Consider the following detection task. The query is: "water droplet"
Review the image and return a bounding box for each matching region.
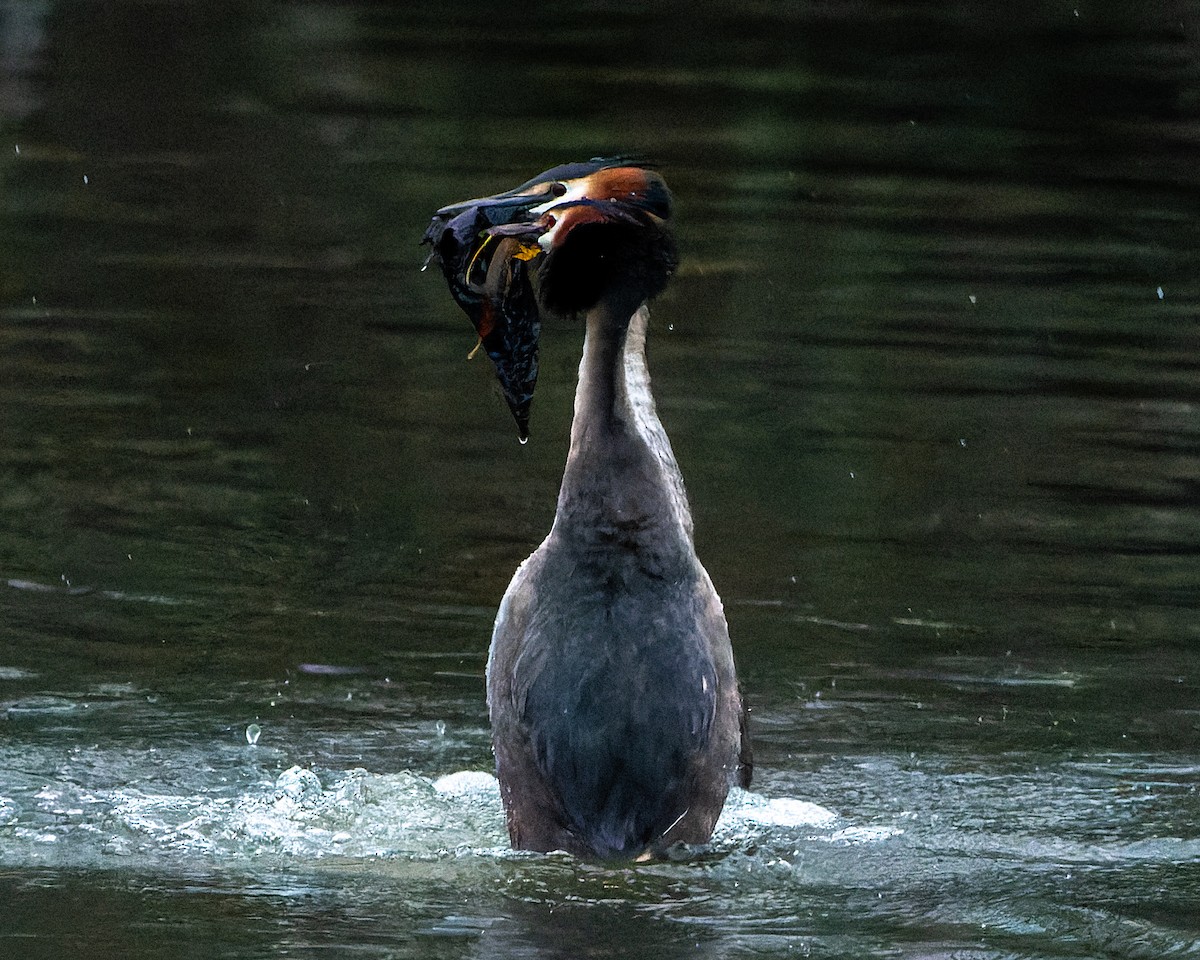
[968,294,977,304]
[959,438,967,447]
[519,436,529,445]
[82,174,89,185]
[14,144,19,155]
[435,720,446,737]
[668,323,674,331]
[245,723,261,745]
[1157,286,1164,300]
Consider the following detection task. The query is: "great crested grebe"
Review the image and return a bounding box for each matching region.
[423,159,750,859]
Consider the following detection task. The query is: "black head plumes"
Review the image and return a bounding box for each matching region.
[422,157,676,439]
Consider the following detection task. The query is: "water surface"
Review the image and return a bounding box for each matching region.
[2,1,1199,957]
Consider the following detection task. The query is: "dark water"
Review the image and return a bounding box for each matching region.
[2,1,1199,956]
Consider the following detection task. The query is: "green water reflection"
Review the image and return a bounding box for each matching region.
[2,1,1199,956]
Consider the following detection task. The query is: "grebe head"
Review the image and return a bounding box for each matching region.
[422,158,677,438]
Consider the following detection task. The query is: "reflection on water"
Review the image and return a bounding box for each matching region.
[3,663,1198,956]
[2,676,1198,957]
[2,0,1199,957]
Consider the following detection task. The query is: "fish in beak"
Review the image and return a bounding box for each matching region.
[422,157,674,440]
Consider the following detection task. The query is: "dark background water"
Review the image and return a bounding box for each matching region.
[2,2,1199,957]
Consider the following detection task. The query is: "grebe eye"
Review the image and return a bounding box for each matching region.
[549,182,567,197]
